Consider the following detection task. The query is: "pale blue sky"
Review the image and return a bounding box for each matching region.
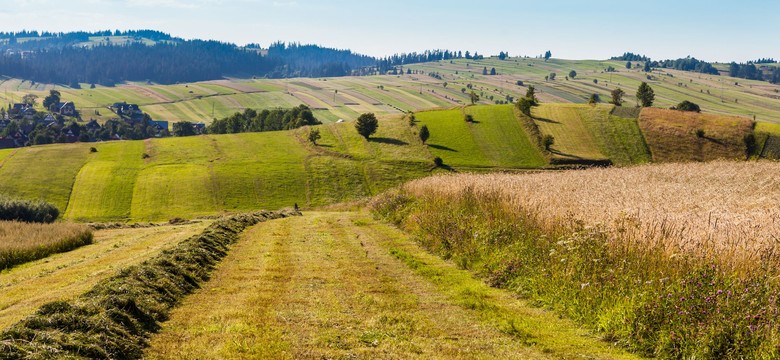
[0,0,775,62]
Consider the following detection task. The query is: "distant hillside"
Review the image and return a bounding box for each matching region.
[0,31,377,85]
[0,103,764,221]
[639,108,754,162]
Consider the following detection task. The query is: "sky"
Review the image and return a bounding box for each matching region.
[0,0,776,62]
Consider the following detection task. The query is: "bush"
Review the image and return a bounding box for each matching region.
[744,133,757,157]
[0,198,59,223]
[464,114,474,123]
[675,100,701,113]
[542,134,555,150]
[433,157,444,167]
[696,129,706,138]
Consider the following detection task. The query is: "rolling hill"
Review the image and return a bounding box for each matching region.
[0,105,568,221]
[1,57,778,129]
[0,101,756,222]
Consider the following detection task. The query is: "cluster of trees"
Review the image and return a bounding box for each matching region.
[729,62,763,80]
[0,32,380,84]
[611,52,650,62]
[653,57,719,75]
[0,30,174,52]
[753,58,777,64]
[207,105,320,134]
[265,42,375,78]
[729,63,780,83]
[376,49,484,73]
[516,85,538,116]
[0,40,278,85]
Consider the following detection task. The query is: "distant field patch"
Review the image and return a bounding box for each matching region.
[416,105,544,168]
[531,104,608,162]
[639,107,753,162]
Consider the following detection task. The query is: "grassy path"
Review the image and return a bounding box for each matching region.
[0,222,208,330]
[146,212,637,359]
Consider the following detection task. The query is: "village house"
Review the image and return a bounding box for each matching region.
[49,101,77,117]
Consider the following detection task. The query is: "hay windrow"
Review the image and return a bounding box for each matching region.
[0,209,299,359]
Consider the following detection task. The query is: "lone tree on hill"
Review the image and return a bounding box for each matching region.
[549,72,556,81]
[636,82,655,107]
[355,113,378,139]
[490,67,497,75]
[588,93,600,104]
[419,125,430,144]
[517,97,534,117]
[625,61,631,69]
[674,100,701,113]
[482,67,488,75]
[610,88,625,106]
[525,85,538,105]
[469,91,479,105]
[569,70,577,79]
[308,128,321,144]
[644,62,652,72]
[544,50,552,61]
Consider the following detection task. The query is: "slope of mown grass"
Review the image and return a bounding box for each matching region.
[0,144,90,212]
[65,141,145,221]
[531,104,608,162]
[0,223,207,330]
[639,107,754,162]
[577,104,651,166]
[416,105,544,168]
[0,211,297,358]
[210,132,308,212]
[145,212,636,359]
[464,105,546,168]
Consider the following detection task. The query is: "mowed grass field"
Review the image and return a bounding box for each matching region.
[0,222,208,330]
[530,104,651,165]
[415,104,545,168]
[145,212,636,359]
[638,107,754,162]
[0,105,575,222]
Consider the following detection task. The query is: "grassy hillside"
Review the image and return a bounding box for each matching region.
[2,57,779,127]
[0,106,555,221]
[526,103,650,166]
[639,108,753,162]
[415,104,545,168]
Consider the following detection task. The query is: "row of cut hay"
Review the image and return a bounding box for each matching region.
[0,222,92,270]
[0,209,299,359]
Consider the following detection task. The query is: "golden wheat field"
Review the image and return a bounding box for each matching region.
[0,222,92,269]
[405,161,780,266]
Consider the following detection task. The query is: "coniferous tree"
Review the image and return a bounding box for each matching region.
[637,82,655,107]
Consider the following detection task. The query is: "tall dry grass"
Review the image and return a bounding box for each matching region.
[374,161,780,357]
[0,221,92,270]
[404,160,780,269]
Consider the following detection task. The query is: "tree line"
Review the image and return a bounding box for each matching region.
[206,105,321,134]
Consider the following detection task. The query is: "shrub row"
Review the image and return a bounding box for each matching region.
[0,209,299,359]
[371,190,780,359]
[0,198,59,223]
